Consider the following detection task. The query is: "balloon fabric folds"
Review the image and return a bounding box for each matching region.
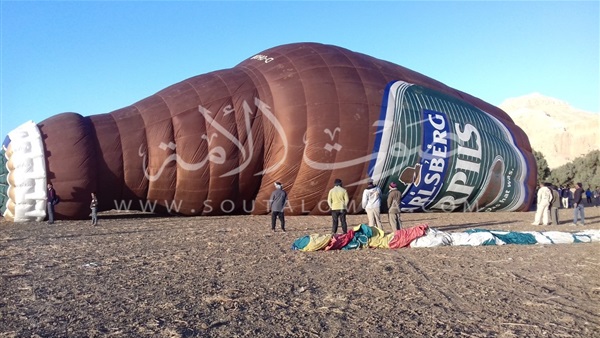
[1,42,537,222]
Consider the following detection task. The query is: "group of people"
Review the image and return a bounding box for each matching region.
[46,183,98,226]
[586,186,600,206]
[557,185,600,208]
[268,178,402,234]
[47,178,594,230]
[532,182,586,226]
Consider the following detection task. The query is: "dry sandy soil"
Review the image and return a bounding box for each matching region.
[1,205,599,337]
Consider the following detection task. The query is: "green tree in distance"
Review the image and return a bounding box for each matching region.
[548,150,600,189]
[533,149,550,184]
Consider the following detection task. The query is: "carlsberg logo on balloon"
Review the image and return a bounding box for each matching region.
[370,81,528,212]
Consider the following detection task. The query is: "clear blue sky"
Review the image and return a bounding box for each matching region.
[1,1,598,138]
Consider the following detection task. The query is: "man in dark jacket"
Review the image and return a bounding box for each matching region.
[269,182,287,232]
[550,185,560,225]
[560,186,570,208]
[47,183,56,224]
[572,182,585,226]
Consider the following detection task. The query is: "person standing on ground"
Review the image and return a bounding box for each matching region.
[90,192,99,226]
[572,182,585,226]
[595,186,600,207]
[362,179,383,229]
[560,186,570,209]
[268,182,287,232]
[46,183,57,224]
[585,187,593,205]
[531,182,552,226]
[386,182,402,232]
[327,178,349,234]
[550,185,560,225]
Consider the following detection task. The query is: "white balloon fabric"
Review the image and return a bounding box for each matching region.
[3,121,47,221]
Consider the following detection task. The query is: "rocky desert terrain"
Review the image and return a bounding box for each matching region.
[1,203,599,337]
[500,93,599,168]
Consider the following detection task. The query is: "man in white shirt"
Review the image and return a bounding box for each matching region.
[531,182,552,226]
[362,179,383,229]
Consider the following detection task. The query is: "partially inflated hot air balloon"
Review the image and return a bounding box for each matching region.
[1,42,537,222]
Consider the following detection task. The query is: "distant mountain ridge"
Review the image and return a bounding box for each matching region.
[499,93,599,169]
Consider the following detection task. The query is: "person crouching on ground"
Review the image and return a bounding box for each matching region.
[269,182,287,232]
[531,182,552,226]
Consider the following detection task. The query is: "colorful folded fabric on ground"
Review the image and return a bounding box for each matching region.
[325,230,355,250]
[410,228,453,248]
[367,226,389,249]
[292,223,428,251]
[335,224,387,250]
[466,229,536,245]
[388,224,429,249]
[450,230,507,246]
[523,230,598,244]
[291,225,600,251]
[291,234,332,252]
[412,228,600,248]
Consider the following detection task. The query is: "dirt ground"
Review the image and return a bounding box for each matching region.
[1,205,599,338]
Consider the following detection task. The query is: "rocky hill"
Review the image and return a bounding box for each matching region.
[499,93,599,168]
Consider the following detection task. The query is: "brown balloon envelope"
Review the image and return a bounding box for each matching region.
[1,43,536,221]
